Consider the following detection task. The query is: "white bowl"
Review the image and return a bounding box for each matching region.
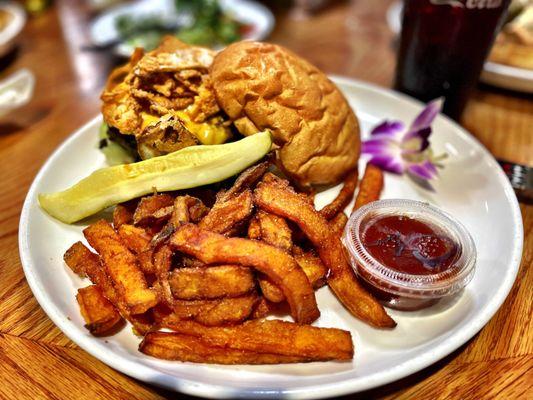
[0,2,26,58]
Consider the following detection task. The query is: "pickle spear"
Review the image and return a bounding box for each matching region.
[39,131,272,224]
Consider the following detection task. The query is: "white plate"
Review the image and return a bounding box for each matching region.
[0,1,26,57]
[0,68,35,118]
[481,61,533,93]
[90,0,275,57]
[19,77,523,399]
[386,0,533,93]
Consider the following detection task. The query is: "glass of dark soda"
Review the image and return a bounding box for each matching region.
[394,0,511,121]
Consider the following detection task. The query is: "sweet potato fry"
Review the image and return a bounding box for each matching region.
[255,212,292,304]
[319,168,358,220]
[293,249,328,289]
[133,194,174,226]
[256,211,293,251]
[128,312,155,337]
[64,242,154,335]
[76,285,124,336]
[252,247,327,295]
[155,294,258,326]
[258,278,285,303]
[118,224,151,253]
[193,294,258,326]
[219,161,270,202]
[249,297,291,319]
[250,296,274,319]
[252,213,327,302]
[247,216,261,240]
[254,210,293,302]
[65,242,117,302]
[112,200,137,229]
[171,195,208,226]
[330,212,348,238]
[353,164,384,212]
[118,224,155,274]
[170,196,191,227]
[180,256,205,269]
[152,244,174,306]
[151,205,174,222]
[254,174,395,328]
[137,251,156,275]
[170,224,320,324]
[187,198,209,223]
[150,224,176,251]
[83,220,158,314]
[140,332,307,364]
[64,241,94,277]
[151,195,209,248]
[199,189,253,235]
[169,265,255,300]
[159,319,353,360]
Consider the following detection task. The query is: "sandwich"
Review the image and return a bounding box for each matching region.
[489,0,533,70]
[101,37,360,187]
[101,38,231,161]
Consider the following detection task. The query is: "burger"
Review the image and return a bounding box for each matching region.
[101,38,231,162]
[101,37,360,187]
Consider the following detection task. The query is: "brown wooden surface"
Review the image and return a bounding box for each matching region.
[0,0,531,399]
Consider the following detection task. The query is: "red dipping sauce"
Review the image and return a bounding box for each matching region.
[362,215,459,276]
[343,200,476,311]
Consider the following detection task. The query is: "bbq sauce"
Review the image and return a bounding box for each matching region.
[362,215,459,276]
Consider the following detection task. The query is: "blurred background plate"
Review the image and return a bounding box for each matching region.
[481,61,533,93]
[90,0,275,57]
[0,1,26,58]
[386,0,533,94]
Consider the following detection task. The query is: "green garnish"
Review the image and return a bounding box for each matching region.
[115,0,244,51]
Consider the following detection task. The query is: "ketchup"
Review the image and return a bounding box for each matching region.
[362,215,459,276]
[344,199,476,311]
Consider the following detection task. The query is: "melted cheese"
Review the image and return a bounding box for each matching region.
[140,113,160,130]
[140,111,229,145]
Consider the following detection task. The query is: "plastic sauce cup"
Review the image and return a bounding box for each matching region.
[343,199,476,311]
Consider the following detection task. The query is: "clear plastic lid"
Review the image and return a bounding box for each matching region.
[343,199,476,299]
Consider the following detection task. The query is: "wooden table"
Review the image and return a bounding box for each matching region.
[0,1,531,398]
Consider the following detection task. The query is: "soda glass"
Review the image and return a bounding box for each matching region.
[394,0,511,120]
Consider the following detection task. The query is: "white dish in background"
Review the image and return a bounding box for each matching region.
[481,61,533,93]
[0,1,26,57]
[90,0,275,57]
[0,68,35,118]
[386,0,533,93]
[19,77,523,399]
[386,0,402,37]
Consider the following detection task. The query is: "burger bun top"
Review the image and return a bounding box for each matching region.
[210,41,360,187]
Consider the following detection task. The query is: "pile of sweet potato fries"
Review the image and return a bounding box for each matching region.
[64,161,393,364]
